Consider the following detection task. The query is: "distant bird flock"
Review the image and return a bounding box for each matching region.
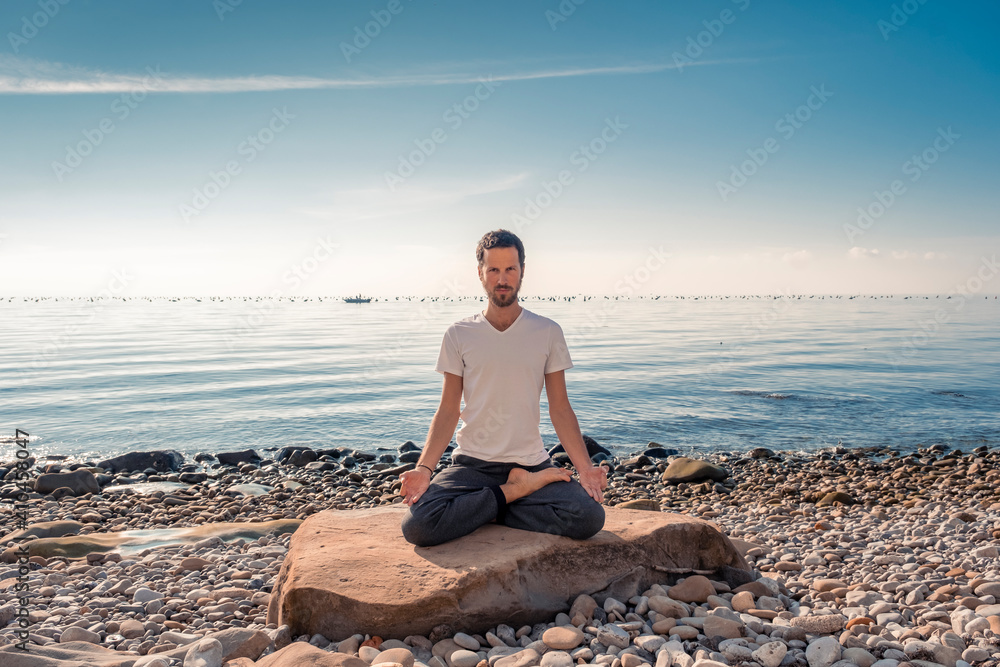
[4,295,996,302]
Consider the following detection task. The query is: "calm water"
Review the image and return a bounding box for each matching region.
[1,295,998,463]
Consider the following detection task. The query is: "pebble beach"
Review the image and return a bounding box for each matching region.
[2,441,1000,667]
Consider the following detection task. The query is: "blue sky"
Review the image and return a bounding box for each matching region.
[0,0,997,296]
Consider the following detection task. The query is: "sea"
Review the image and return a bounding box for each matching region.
[1,295,998,464]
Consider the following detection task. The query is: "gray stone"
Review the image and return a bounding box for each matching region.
[597,624,630,649]
[805,637,842,667]
[450,649,482,667]
[98,449,184,473]
[35,470,100,496]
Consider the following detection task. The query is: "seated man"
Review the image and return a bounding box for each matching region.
[400,229,607,547]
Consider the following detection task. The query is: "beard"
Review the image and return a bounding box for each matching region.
[485,281,520,308]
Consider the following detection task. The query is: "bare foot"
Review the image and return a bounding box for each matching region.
[500,467,571,503]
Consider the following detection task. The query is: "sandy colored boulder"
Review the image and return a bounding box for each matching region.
[702,616,743,639]
[1,520,83,545]
[730,591,755,613]
[668,575,715,603]
[0,641,137,666]
[1,519,300,563]
[568,594,598,622]
[616,499,660,511]
[157,628,274,664]
[660,458,728,484]
[542,626,585,650]
[256,642,370,667]
[268,505,748,639]
[812,579,847,592]
[816,491,855,507]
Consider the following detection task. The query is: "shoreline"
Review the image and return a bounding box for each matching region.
[1,443,999,665]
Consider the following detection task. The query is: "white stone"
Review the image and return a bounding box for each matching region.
[950,608,978,635]
[540,650,574,667]
[964,617,990,635]
[134,658,172,667]
[184,637,224,667]
[133,587,163,604]
[450,649,481,667]
[752,641,787,667]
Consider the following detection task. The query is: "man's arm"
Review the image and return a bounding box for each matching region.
[545,370,607,503]
[399,371,463,505]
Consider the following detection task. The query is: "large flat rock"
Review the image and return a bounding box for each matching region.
[268,505,749,640]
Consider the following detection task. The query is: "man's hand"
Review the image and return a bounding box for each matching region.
[399,466,432,506]
[577,464,609,503]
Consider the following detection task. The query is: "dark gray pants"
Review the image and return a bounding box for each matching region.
[401,454,605,547]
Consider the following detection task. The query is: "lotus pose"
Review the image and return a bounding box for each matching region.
[400,229,607,547]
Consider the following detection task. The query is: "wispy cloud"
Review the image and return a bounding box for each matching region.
[295,173,529,222]
[0,56,731,95]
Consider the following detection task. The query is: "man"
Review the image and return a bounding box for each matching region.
[400,229,607,547]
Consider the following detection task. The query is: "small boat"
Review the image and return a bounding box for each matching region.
[344,294,372,303]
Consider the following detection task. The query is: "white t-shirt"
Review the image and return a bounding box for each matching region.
[434,307,574,465]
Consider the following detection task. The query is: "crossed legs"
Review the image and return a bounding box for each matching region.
[400,454,605,547]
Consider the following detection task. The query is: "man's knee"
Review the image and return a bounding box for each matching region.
[401,510,441,548]
[567,501,605,540]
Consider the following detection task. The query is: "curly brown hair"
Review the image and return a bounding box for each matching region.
[475,229,525,271]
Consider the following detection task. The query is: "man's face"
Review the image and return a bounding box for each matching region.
[479,246,523,308]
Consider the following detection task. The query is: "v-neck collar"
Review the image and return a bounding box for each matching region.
[481,307,525,334]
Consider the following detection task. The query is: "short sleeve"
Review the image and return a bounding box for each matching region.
[434,327,465,376]
[544,323,574,374]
